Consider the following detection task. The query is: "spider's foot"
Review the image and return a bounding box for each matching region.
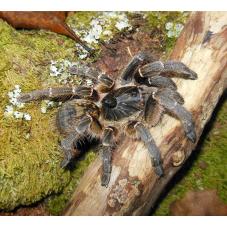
[186,128,197,143]
[17,93,33,103]
[60,156,71,168]
[152,158,164,177]
[101,172,111,188]
[154,165,164,177]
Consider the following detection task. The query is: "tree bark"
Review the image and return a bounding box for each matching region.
[63,12,227,216]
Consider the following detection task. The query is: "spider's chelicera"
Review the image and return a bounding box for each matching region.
[18,52,198,187]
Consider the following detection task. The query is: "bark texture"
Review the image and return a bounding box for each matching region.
[63,12,227,216]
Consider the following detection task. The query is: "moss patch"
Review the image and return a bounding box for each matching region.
[154,96,227,215]
[0,18,77,210]
[45,151,96,215]
[143,12,189,55]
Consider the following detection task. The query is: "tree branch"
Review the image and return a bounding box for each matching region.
[63,12,227,216]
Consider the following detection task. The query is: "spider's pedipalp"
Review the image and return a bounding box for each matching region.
[134,122,164,176]
[101,127,116,187]
[121,52,154,85]
[69,64,100,81]
[154,88,196,143]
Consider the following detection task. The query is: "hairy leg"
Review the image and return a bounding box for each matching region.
[154,88,196,142]
[60,132,80,168]
[144,94,165,126]
[101,127,116,187]
[139,60,198,80]
[60,114,94,168]
[18,86,94,103]
[144,75,177,90]
[134,122,164,176]
[97,73,115,93]
[121,52,155,84]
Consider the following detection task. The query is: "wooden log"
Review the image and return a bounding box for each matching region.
[63,12,227,216]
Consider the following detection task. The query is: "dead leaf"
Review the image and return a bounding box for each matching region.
[0,11,92,53]
[170,190,227,216]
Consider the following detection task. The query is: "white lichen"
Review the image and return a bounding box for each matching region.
[4,85,31,121]
[23,113,32,121]
[165,22,184,38]
[49,59,82,84]
[86,79,93,86]
[40,100,61,114]
[8,85,25,108]
[13,111,24,119]
[70,12,132,57]
[115,14,132,31]
[4,105,14,117]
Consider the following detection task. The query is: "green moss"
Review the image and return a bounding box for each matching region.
[45,151,97,215]
[0,19,77,210]
[144,12,189,55]
[154,98,227,215]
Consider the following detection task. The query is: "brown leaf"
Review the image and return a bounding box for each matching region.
[0,11,93,53]
[170,190,227,216]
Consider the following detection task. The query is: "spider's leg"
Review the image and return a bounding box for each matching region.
[154,88,196,142]
[144,94,165,126]
[139,61,164,78]
[60,115,93,168]
[145,75,177,90]
[69,64,100,81]
[140,60,197,80]
[76,115,93,134]
[60,132,80,168]
[97,73,115,93]
[121,52,154,85]
[134,122,164,176]
[162,61,198,79]
[69,65,115,92]
[101,127,116,187]
[18,86,94,103]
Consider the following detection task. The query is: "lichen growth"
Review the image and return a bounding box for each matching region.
[154,97,227,215]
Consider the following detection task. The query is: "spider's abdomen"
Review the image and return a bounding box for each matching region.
[101,86,142,121]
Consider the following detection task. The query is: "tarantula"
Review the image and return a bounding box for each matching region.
[18,52,197,187]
